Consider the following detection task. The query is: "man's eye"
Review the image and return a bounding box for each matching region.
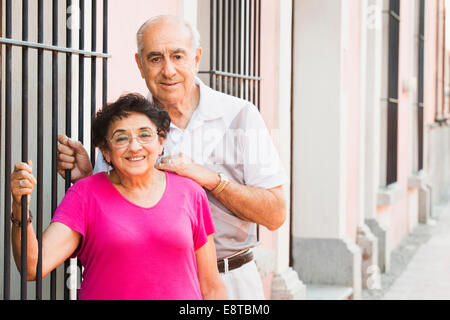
[174,55,183,60]
[150,57,161,63]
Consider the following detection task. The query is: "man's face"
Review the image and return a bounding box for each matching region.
[135,21,202,107]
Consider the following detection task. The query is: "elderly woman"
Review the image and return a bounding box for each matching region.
[10,93,227,300]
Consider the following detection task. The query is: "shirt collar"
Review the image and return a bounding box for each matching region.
[147,76,225,126]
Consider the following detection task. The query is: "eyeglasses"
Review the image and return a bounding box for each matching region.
[109,129,156,149]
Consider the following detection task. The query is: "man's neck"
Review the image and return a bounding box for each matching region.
[158,84,200,130]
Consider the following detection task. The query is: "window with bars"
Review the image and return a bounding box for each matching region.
[1,0,108,300]
[386,0,400,186]
[198,0,261,108]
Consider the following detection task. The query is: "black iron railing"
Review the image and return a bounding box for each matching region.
[200,0,262,108]
[1,0,109,300]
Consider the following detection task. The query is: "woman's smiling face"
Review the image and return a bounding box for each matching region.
[102,112,164,178]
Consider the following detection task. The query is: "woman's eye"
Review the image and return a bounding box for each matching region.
[139,131,153,138]
[115,135,129,142]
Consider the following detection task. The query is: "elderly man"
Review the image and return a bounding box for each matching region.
[57,15,287,300]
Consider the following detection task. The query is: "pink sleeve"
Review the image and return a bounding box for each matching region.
[193,189,216,251]
[51,188,88,257]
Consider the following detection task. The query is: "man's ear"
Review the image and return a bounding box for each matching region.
[194,47,202,74]
[135,53,145,79]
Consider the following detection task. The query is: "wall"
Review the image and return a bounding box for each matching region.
[107,0,179,100]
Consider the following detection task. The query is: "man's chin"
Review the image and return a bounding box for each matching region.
[153,94,184,107]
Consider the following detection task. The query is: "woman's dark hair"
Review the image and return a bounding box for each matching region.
[92,93,171,149]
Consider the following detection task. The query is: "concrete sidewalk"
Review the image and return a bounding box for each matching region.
[381,201,450,300]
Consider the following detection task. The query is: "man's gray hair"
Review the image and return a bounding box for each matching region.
[136,15,201,61]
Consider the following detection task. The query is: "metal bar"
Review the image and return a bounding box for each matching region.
[103,0,108,105]
[389,11,401,21]
[215,0,220,90]
[79,0,85,145]
[64,0,84,300]
[0,38,111,58]
[221,0,226,93]
[252,0,257,105]
[243,0,248,100]
[233,0,237,96]
[199,70,262,81]
[21,0,29,300]
[209,0,214,88]
[91,0,97,169]
[238,0,242,97]
[210,0,214,88]
[227,0,232,94]
[50,0,59,300]
[36,0,44,300]
[3,0,12,301]
[65,0,73,195]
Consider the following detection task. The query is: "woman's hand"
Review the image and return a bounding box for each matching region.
[11,160,36,211]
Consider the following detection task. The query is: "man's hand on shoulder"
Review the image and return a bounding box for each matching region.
[156,153,220,191]
[57,134,93,183]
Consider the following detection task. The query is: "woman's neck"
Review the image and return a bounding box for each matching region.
[107,169,166,208]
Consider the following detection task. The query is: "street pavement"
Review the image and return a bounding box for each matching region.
[381,201,450,300]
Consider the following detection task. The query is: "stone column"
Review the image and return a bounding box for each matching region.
[357,0,381,288]
[291,0,361,299]
[270,0,306,300]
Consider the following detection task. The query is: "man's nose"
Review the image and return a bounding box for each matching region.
[162,59,177,78]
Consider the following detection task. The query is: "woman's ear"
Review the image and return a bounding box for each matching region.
[102,148,112,164]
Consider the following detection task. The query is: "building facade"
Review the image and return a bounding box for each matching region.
[0,0,449,300]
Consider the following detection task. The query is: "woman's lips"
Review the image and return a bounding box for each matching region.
[126,156,145,162]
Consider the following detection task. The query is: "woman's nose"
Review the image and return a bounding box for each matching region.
[127,137,143,151]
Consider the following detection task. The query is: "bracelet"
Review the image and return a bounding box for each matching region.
[211,173,230,195]
[10,211,33,228]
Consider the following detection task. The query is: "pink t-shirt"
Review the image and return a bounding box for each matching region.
[51,171,215,300]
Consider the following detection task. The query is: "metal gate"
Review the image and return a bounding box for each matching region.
[199,0,262,108]
[1,0,109,300]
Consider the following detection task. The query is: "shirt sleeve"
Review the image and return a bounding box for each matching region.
[238,104,289,189]
[193,189,216,251]
[51,187,89,258]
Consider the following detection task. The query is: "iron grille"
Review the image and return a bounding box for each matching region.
[1,0,109,300]
[199,0,262,108]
